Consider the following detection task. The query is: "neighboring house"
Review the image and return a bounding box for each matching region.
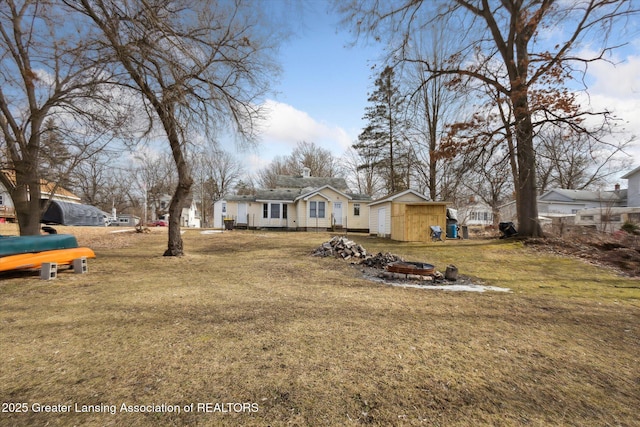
[214,168,372,232]
[0,169,105,226]
[622,165,640,207]
[458,200,495,227]
[368,189,448,241]
[112,214,140,227]
[573,206,640,233]
[154,195,201,228]
[499,186,627,223]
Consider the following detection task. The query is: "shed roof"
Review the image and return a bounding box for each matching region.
[368,189,431,207]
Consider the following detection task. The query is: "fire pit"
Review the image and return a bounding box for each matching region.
[386,261,435,276]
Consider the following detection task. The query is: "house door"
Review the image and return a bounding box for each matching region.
[333,202,342,226]
[378,208,386,236]
[237,203,247,224]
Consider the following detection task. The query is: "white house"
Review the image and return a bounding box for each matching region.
[214,169,371,232]
[457,200,495,227]
[499,187,627,223]
[155,195,201,228]
[622,165,640,207]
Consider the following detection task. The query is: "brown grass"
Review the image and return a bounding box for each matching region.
[0,225,638,426]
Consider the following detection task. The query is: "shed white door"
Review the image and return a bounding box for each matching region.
[378,207,386,236]
[237,203,247,224]
[333,202,342,226]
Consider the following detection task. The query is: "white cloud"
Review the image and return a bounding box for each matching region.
[584,54,640,99]
[575,50,640,168]
[237,99,357,174]
[258,99,354,155]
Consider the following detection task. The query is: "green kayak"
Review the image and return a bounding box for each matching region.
[0,234,79,257]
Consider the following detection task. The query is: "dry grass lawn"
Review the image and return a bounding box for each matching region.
[0,225,638,426]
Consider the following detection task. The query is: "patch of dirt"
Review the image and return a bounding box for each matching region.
[524,233,640,277]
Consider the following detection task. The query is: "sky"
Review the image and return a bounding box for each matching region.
[231,2,382,173]
[224,2,640,186]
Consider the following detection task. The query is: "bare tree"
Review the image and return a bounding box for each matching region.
[337,0,639,237]
[402,20,467,201]
[70,0,284,255]
[0,0,122,235]
[289,141,343,178]
[341,146,384,197]
[256,141,343,188]
[256,156,293,189]
[191,143,244,226]
[535,126,632,193]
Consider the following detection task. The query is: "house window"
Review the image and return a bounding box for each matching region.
[270,203,280,219]
[602,214,621,222]
[0,195,3,205]
[354,203,360,216]
[581,215,594,221]
[221,202,226,214]
[263,203,286,219]
[310,201,325,218]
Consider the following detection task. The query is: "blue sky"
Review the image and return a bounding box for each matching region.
[229,2,640,185]
[238,2,383,173]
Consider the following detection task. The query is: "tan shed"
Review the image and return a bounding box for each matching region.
[391,202,448,242]
[369,189,448,242]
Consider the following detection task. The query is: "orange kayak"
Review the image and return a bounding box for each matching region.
[0,248,95,272]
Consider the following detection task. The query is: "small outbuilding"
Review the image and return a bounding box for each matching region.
[369,189,448,241]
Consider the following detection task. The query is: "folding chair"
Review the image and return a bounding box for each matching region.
[430,225,443,242]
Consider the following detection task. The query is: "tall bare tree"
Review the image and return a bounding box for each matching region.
[70,0,283,255]
[341,146,385,198]
[191,143,244,226]
[403,23,467,201]
[256,141,343,188]
[337,0,639,237]
[535,126,632,193]
[0,0,121,235]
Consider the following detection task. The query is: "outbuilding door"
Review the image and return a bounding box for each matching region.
[378,207,386,236]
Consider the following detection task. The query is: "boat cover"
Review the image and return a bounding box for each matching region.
[0,234,78,257]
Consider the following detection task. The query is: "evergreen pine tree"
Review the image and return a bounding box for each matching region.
[353,66,408,194]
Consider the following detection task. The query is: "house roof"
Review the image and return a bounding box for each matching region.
[0,170,81,201]
[255,188,298,202]
[368,189,431,207]
[539,188,626,204]
[296,185,352,201]
[274,175,348,190]
[223,172,373,204]
[621,165,640,179]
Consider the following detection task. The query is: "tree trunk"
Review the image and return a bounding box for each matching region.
[512,96,542,238]
[163,179,191,256]
[14,161,43,236]
[162,108,193,256]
